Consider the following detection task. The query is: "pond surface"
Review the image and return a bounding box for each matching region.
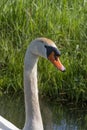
[0,95,87,130]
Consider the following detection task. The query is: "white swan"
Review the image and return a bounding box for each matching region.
[0,38,65,130]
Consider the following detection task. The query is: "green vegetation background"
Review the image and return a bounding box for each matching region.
[0,0,87,103]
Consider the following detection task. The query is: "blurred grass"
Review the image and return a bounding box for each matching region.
[0,0,87,102]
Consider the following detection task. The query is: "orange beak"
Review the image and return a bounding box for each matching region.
[48,52,65,72]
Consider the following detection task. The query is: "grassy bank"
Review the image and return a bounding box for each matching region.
[0,0,87,103]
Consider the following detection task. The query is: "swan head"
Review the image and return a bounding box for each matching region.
[30,38,66,72]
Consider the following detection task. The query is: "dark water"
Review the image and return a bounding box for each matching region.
[0,95,87,130]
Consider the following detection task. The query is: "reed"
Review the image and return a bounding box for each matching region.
[0,0,87,102]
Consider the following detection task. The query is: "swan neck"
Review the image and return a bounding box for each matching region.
[23,51,43,130]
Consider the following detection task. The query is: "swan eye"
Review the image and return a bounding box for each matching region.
[44,45,61,58]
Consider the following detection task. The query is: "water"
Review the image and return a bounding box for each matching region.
[0,95,87,130]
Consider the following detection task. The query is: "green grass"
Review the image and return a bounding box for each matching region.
[0,0,87,103]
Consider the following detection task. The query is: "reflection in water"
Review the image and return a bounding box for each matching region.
[0,95,87,130]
